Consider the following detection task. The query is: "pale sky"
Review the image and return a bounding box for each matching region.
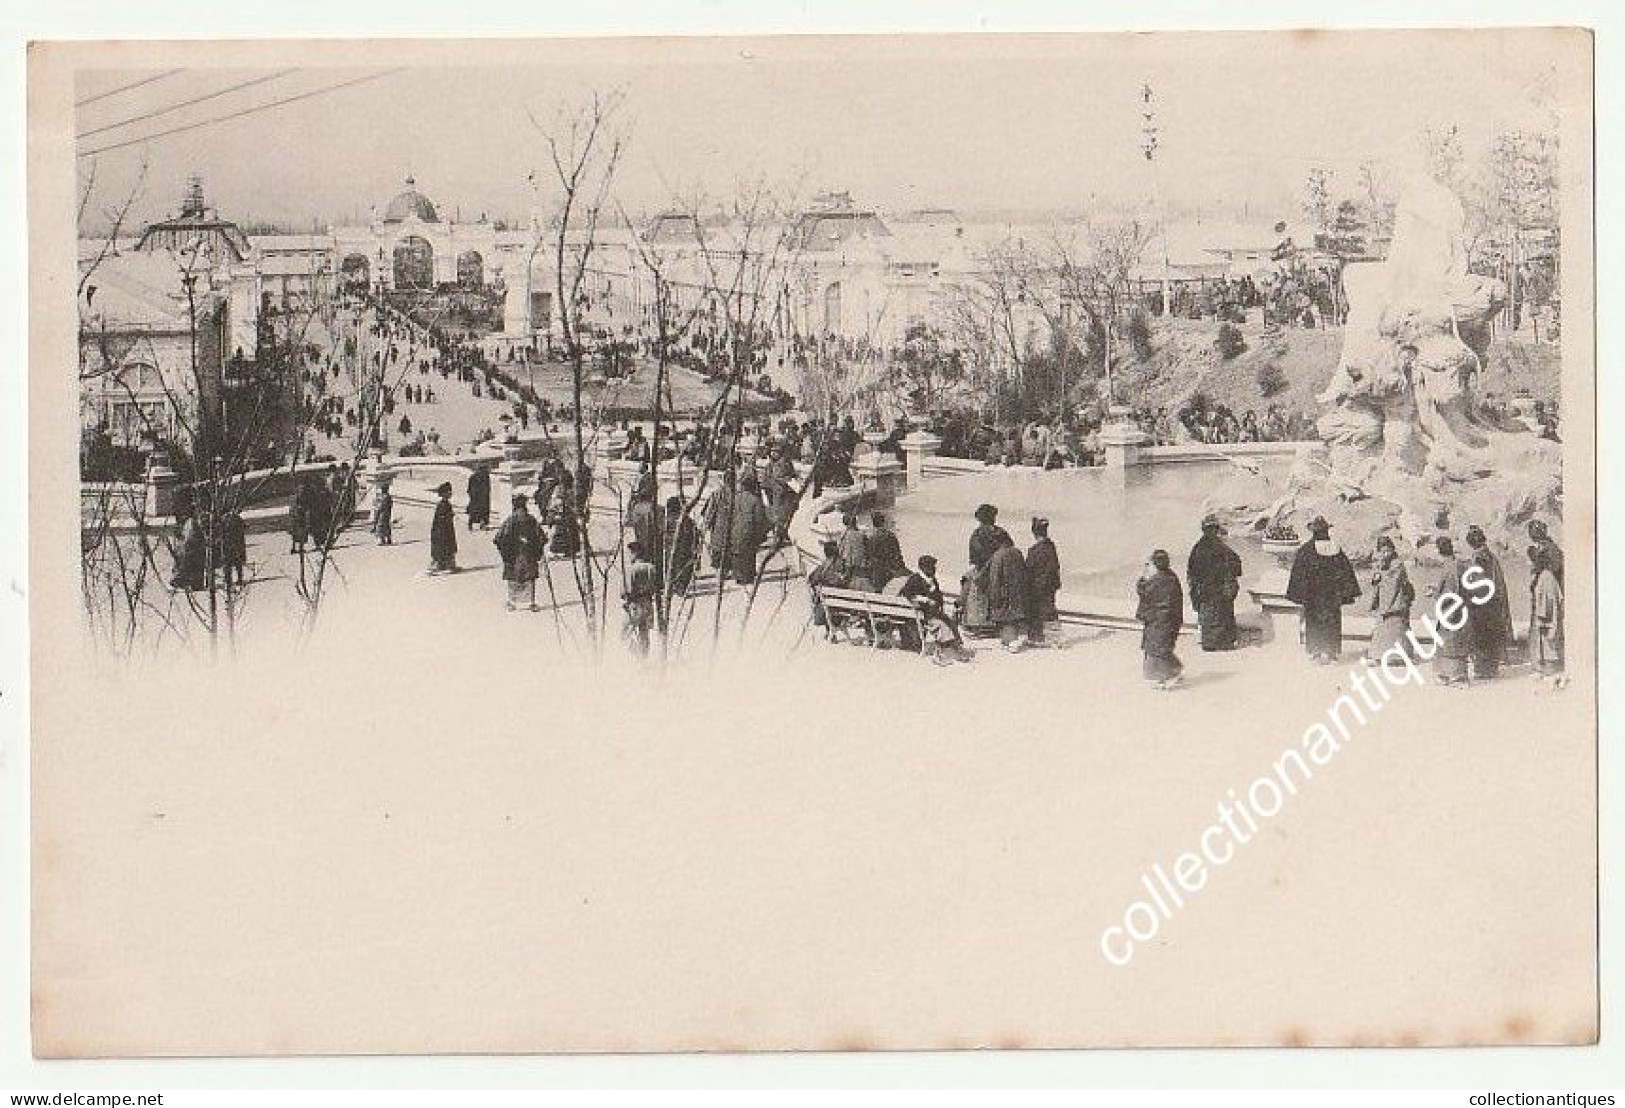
[70,30,1575,233]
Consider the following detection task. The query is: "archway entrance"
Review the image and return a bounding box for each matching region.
[823,281,843,334]
[456,249,484,290]
[392,236,434,290]
[340,253,371,290]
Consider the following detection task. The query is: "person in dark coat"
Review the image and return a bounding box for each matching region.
[627,481,660,559]
[1463,525,1512,679]
[662,496,699,599]
[726,472,772,585]
[306,473,333,551]
[1025,517,1061,643]
[548,500,581,559]
[868,511,908,586]
[1187,512,1242,651]
[494,494,544,610]
[429,481,458,573]
[546,471,581,558]
[371,485,395,545]
[332,463,356,535]
[534,456,563,521]
[1285,515,1360,664]
[961,503,1011,636]
[764,447,798,540]
[985,530,1029,652]
[289,476,313,554]
[169,511,208,592]
[900,554,971,662]
[220,509,247,587]
[1135,548,1185,688]
[466,464,493,531]
[706,470,738,575]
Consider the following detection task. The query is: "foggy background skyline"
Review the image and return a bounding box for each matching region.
[72,31,1567,234]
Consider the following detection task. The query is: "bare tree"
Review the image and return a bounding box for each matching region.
[1052,219,1153,409]
[528,89,628,650]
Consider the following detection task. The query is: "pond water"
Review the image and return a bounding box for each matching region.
[888,460,1292,605]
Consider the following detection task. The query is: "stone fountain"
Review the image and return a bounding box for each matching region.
[1258,172,1562,562]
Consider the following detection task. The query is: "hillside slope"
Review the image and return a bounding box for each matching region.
[1114,317,1561,421]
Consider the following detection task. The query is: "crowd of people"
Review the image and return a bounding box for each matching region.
[928,399,1318,470]
[804,503,1062,665]
[166,286,1568,682]
[795,483,1566,691]
[1131,513,1566,691]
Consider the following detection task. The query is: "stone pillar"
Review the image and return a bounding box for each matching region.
[900,430,942,489]
[851,451,905,507]
[494,443,537,509]
[144,454,180,519]
[1099,404,1151,470]
[499,262,532,340]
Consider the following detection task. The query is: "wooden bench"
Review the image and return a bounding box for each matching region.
[814,585,927,651]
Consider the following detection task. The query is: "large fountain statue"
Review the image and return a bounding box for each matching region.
[1268,171,1562,555]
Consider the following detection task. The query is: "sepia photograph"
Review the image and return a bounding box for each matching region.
[18,22,1602,1072]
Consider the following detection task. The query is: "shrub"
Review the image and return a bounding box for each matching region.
[1127,311,1154,359]
[1256,360,1289,398]
[1215,322,1246,360]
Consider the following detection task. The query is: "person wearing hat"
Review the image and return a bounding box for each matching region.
[1527,519,1563,589]
[1026,517,1061,644]
[1364,534,1414,666]
[1188,512,1243,651]
[429,480,458,573]
[961,504,1011,637]
[494,493,544,611]
[1285,515,1360,664]
[1135,549,1186,689]
[1464,525,1511,679]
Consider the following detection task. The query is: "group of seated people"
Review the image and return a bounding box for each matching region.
[806,511,973,664]
[806,504,1065,664]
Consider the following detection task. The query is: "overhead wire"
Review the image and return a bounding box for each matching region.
[78,69,403,159]
[77,70,297,140]
[74,69,182,108]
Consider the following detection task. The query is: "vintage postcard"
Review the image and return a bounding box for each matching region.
[27,29,1596,1055]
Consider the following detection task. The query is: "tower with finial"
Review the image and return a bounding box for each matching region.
[181,174,207,218]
